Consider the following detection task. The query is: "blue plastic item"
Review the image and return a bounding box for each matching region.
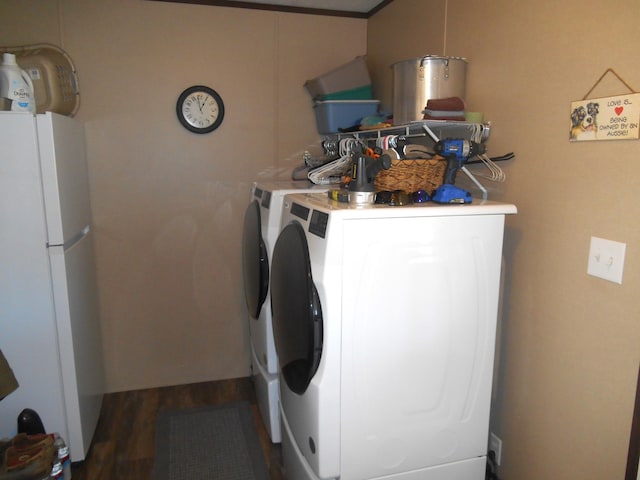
[313,100,380,134]
[432,184,473,204]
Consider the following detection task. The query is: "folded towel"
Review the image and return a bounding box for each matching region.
[423,114,466,121]
[425,96,465,112]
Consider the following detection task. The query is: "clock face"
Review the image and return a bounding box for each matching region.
[176,86,225,133]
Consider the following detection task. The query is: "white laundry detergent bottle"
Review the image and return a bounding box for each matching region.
[0,53,35,112]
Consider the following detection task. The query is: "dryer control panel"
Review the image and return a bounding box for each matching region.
[309,210,329,238]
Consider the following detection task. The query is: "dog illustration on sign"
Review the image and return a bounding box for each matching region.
[570,101,599,140]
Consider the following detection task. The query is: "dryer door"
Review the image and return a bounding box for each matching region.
[242,200,269,319]
[271,221,323,395]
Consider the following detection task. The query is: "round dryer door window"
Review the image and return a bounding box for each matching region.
[271,221,323,395]
[242,200,269,319]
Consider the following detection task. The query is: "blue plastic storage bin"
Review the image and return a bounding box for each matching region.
[313,100,380,134]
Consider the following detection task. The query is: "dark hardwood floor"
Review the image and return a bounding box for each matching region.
[70,377,283,479]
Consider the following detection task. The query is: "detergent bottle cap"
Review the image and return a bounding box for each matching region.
[2,53,18,66]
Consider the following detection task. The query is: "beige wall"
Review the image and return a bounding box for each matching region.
[3,0,639,477]
[369,1,640,479]
[0,0,367,392]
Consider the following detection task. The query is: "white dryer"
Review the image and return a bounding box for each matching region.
[241,181,328,443]
[270,192,516,480]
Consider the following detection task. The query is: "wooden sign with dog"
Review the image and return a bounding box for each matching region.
[570,67,639,141]
[570,93,640,141]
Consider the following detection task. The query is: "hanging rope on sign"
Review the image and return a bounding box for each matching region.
[582,68,638,100]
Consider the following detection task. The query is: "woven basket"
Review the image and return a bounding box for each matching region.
[374,156,446,193]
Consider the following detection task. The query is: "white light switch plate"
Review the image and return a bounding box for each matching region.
[587,236,626,284]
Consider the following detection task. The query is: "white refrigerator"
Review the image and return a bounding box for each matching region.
[0,111,105,461]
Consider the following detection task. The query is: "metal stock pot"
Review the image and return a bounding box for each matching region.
[392,55,467,125]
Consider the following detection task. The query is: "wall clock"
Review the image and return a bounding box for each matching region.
[176,85,225,134]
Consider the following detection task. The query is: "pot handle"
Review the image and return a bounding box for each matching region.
[419,56,450,79]
[419,55,448,66]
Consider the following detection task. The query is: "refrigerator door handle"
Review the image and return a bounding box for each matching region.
[48,225,91,250]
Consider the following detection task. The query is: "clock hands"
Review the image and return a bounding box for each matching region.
[196,94,206,113]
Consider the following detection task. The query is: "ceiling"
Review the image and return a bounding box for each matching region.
[231,0,389,14]
[148,0,393,18]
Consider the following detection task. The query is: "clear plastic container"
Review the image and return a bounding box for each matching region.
[305,56,371,99]
[53,433,71,480]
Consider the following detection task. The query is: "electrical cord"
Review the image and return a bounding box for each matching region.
[486,450,501,480]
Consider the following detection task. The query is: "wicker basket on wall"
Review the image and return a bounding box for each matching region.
[374,155,447,193]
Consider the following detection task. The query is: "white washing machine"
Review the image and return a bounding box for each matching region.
[241,181,328,443]
[270,192,516,480]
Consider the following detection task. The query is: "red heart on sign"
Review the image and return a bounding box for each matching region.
[615,106,624,115]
